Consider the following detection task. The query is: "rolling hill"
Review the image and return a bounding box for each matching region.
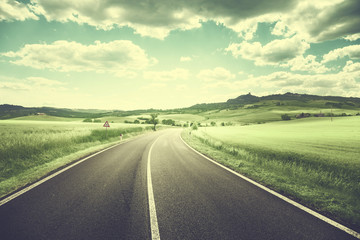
[1,93,360,122]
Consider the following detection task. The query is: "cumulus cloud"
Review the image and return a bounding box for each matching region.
[17,0,295,39]
[343,61,360,73]
[143,68,189,82]
[279,0,360,42]
[0,0,38,21]
[284,55,330,73]
[2,0,358,42]
[197,67,235,82]
[322,44,360,63]
[2,40,156,75]
[226,37,310,66]
[239,67,360,97]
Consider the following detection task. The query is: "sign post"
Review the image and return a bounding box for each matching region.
[103,121,110,138]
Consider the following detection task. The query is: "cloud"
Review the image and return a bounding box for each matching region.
[180,56,192,62]
[2,40,156,75]
[284,55,330,73]
[0,81,31,90]
[2,0,357,42]
[270,0,360,42]
[344,33,360,41]
[23,0,296,39]
[197,67,235,82]
[239,67,360,97]
[343,61,360,73]
[0,0,38,21]
[226,36,310,66]
[143,68,189,82]
[322,44,360,63]
[26,76,64,86]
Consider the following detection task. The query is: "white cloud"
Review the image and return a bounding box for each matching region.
[143,68,189,82]
[0,81,31,90]
[344,33,360,41]
[343,61,360,73]
[238,68,360,97]
[180,56,192,62]
[284,55,330,73]
[26,76,64,86]
[2,40,156,75]
[226,36,310,66]
[197,67,235,82]
[322,44,360,63]
[271,20,294,37]
[0,0,38,21]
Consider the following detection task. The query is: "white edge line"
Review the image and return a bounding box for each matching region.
[147,137,161,240]
[0,140,127,207]
[179,134,360,239]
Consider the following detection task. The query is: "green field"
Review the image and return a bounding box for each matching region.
[196,105,360,125]
[182,117,360,227]
[0,119,155,197]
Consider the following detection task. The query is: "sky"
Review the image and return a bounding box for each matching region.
[0,0,360,110]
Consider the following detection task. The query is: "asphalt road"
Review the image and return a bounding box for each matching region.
[0,129,357,239]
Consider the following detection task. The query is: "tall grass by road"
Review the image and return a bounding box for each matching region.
[182,117,360,229]
[0,120,154,197]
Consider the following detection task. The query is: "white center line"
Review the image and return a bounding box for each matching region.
[147,136,161,240]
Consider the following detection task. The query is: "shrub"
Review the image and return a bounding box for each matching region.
[281,114,291,121]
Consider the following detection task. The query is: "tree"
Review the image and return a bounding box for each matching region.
[149,113,159,131]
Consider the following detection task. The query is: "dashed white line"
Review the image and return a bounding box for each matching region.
[179,134,360,240]
[147,136,161,240]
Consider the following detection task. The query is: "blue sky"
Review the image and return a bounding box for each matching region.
[0,0,360,110]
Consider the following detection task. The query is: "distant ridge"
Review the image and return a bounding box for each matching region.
[1,92,360,119]
[188,92,360,110]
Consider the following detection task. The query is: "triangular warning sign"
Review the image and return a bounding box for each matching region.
[103,121,110,127]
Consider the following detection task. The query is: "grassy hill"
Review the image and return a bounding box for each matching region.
[1,93,360,124]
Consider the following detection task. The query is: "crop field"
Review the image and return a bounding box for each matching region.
[0,119,154,197]
[182,117,360,227]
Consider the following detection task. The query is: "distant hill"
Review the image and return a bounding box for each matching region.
[1,92,360,119]
[0,104,166,120]
[0,104,107,120]
[188,92,360,111]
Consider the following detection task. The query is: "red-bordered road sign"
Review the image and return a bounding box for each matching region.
[103,121,110,127]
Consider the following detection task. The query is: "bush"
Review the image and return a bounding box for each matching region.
[83,118,92,122]
[281,114,291,121]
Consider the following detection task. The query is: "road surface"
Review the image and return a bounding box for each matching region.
[0,129,358,239]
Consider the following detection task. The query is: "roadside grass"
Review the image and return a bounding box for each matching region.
[181,117,360,228]
[0,120,156,198]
